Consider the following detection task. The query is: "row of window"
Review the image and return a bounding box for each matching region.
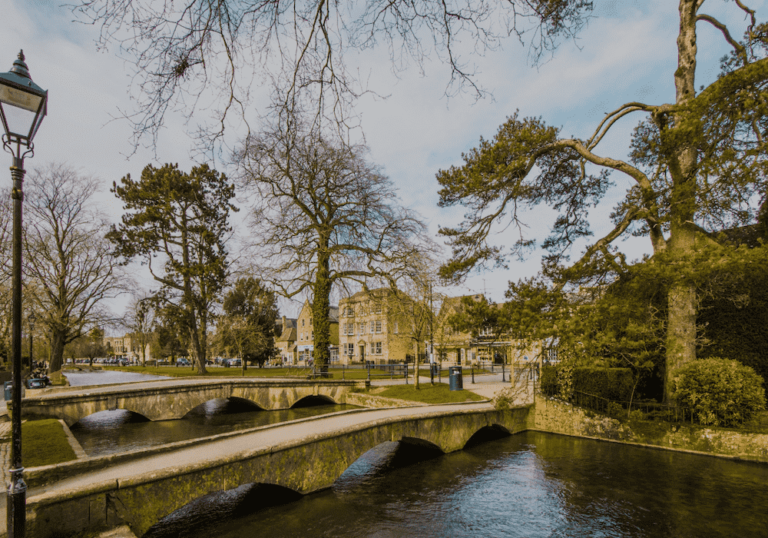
[299,331,313,341]
[342,302,383,317]
[343,321,395,336]
[345,342,383,355]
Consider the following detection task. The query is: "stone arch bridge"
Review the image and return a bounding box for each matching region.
[26,403,531,538]
[21,377,367,426]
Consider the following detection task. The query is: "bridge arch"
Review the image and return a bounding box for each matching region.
[144,482,302,538]
[291,394,338,408]
[69,409,151,429]
[182,397,265,418]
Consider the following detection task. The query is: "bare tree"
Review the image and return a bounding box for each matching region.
[71,0,593,153]
[238,116,430,369]
[24,164,124,374]
[125,292,156,366]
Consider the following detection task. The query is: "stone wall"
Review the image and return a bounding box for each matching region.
[533,395,768,462]
[343,392,428,409]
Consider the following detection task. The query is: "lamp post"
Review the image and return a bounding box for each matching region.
[0,50,48,538]
[28,313,36,370]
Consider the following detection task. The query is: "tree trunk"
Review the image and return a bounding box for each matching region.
[48,329,66,374]
[414,341,420,389]
[313,249,332,372]
[186,312,207,374]
[663,0,699,403]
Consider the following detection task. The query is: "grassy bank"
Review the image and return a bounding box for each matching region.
[375,384,485,404]
[104,365,396,380]
[23,419,77,467]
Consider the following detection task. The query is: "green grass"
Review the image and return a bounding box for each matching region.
[376,383,485,404]
[23,419,77,467]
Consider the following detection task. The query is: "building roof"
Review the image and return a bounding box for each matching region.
[276,327,297,343]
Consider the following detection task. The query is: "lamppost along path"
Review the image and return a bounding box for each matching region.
[0,50,48,538]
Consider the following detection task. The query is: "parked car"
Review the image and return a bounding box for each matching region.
[176,358,191,367]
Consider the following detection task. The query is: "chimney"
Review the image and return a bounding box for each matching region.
[282,316,287,331]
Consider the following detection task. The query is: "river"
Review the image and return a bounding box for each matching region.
[70,399,358,457]
[146,431,768,538]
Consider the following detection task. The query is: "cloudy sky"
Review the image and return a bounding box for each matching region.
[3,0,764,321]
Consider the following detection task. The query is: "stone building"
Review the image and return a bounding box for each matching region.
[295,301,339,365]
[103,334,152,363]
[274,316,297,364]
[435,294,543,368]
[338,288,414,365]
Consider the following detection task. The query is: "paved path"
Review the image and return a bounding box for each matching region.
[24,376,315,400]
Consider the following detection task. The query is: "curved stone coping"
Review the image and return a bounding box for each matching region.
[26,401,508,506]
[22,377,365,404]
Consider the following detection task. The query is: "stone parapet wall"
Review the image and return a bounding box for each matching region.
[343,392,427,409]
[533,395,768,463]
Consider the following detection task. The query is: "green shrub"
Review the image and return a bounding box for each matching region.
[628,409,645,421]
[606,401,624,419]
[540,366,558,395]
[673,358,766,426]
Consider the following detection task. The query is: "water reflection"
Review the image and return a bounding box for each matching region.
[70,399,357,457]
[146,431,768,538]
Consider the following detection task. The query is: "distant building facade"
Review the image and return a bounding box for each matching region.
[338,288,413,365]
[294,301,339,365]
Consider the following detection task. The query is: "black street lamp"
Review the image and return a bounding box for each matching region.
[28,313,36,370]
[0,50,48,538]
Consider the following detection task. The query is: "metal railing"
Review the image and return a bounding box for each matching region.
[305,362,410,382]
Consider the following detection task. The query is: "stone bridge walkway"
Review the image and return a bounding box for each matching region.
[27,401,495,502]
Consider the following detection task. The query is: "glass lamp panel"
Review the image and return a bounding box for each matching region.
[0,84,42,112]
[0,101,37,138]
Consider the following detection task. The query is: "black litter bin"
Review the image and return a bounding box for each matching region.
[449,366,463,391]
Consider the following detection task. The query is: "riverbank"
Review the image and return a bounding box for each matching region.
[533,394,768,463]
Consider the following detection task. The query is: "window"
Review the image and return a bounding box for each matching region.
[375,321,382,334]
[302,319,305,327]
[359,322,366,335]
[370,322,374,334]
[394,321,398,334]
[375,342,382,354]
[480,326,492,337]
[374,302,382,314]
[346,343,354,355]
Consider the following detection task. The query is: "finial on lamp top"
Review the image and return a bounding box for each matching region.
[10,49,31,80]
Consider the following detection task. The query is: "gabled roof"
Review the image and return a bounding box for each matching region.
[276,326,297,343]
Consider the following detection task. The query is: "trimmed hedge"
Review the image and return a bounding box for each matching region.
[541,366,634,402]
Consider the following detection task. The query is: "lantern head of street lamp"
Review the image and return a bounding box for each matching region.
[28,312,36,332]
[0,50,48,159]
